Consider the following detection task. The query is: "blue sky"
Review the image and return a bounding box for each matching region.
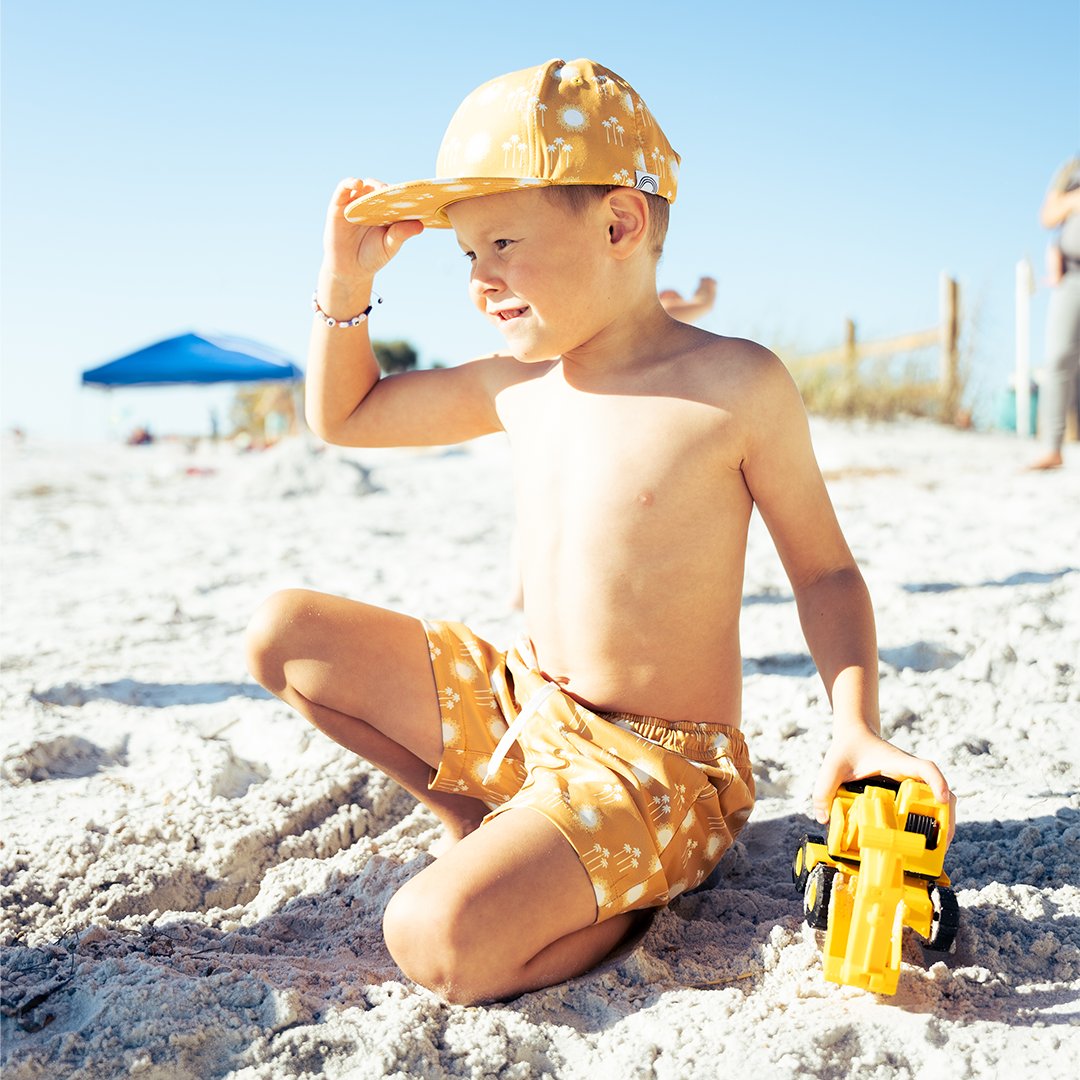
[2,1,1077,439]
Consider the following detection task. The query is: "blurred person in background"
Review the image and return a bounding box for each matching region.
[1030,156,1080,470]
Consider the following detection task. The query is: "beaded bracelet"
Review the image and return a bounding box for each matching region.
[311,291,373,328]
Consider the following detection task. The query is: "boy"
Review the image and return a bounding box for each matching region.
[246,58,952,1005]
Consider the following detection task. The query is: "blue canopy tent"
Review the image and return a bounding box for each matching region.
[81,332,304,442]
[81,332,303,387]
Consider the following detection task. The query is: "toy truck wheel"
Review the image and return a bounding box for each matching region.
[792,834,826,893]
[924,885,960,952]
[804,863,837,930]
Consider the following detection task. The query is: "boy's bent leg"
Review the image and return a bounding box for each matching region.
[384,808,634,1005]
[245,589,490,841]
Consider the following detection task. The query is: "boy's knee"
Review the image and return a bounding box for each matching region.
[244,589,311,690]
[383,885,480,1004]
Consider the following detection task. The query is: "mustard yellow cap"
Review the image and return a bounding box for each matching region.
[344,58,679,228]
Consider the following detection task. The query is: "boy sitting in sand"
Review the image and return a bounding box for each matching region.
[246,58,952,1005]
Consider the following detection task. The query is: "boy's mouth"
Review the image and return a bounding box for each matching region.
[492,306,529,321]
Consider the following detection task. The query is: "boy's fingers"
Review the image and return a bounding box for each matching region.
[332,177,388,206]
[333,177,365,203]
[384,219,424,255]
[894,756,950,806]
[811,773,837,824]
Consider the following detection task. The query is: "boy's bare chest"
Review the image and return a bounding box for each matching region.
[498,375,750,518]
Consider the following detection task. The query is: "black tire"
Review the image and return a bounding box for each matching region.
[842,776,901,794]
[804,863,837,930]
[792,833,826,893]
[924,885,960,952]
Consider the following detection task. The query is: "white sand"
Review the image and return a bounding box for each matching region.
[2,421,1077,1079]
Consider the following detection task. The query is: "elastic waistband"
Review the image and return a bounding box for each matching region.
[601,711,748,764]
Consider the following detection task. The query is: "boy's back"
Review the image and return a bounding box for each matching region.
[247,57,952,1006]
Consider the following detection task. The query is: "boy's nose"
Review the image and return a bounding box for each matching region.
[470,263,504,297]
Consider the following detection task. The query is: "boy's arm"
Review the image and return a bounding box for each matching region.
[738,349,953,831]
[306,178,512,447]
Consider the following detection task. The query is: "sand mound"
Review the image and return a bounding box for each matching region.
[239,438,379,500]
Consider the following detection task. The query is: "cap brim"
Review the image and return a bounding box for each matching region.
[343,176,553,228]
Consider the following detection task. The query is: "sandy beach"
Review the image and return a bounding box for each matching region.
[2,419,1077,1079]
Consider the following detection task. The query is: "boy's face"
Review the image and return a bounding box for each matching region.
[447,188,610,363]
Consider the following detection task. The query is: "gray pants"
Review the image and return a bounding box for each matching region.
[1040,272,1080,451]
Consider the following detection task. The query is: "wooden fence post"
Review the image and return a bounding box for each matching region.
[843,318,857,399]
[938,272,959,420]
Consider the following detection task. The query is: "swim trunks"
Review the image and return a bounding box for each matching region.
[424,620,756,923]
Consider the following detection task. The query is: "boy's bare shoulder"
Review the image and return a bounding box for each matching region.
[665,328,798,409]
[693,328,785,371]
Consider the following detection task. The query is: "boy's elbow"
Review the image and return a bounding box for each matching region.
[792,561,866,600]
[304,404,332,443]
[305,404,355,446]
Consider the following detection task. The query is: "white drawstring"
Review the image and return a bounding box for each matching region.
[483,681,558,784]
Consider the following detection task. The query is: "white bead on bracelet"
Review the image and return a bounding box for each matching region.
[311,292,373,328]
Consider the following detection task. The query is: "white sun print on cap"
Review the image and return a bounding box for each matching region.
[558,106,589,131]
[465,131,492,164]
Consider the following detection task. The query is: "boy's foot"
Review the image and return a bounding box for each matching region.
[1027,450,1064,470]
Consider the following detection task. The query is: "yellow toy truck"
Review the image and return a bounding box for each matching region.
[791,776,959,995]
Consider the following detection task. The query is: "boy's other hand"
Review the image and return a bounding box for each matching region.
[812,728,955,844]
[322,178,424,286]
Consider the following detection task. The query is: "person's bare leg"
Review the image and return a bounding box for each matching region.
[245,589,489,844]
[384,808,636,1004]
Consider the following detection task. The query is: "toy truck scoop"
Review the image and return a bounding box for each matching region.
[791,776,958,996]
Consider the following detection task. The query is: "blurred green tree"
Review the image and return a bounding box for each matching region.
[372,340,419,374]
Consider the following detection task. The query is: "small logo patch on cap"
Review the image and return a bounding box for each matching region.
[633,171,660,194]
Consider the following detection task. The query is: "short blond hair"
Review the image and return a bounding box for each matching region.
[542,184,669,259]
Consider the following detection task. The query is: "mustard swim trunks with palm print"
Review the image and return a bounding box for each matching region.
[424,620,756,923]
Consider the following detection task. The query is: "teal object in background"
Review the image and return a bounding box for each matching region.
[994,387,1039,433]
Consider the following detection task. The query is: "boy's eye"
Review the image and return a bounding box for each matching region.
[463,251,476,262]
[494,239,514,251]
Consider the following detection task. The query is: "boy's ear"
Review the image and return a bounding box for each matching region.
[602,188,650,258]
